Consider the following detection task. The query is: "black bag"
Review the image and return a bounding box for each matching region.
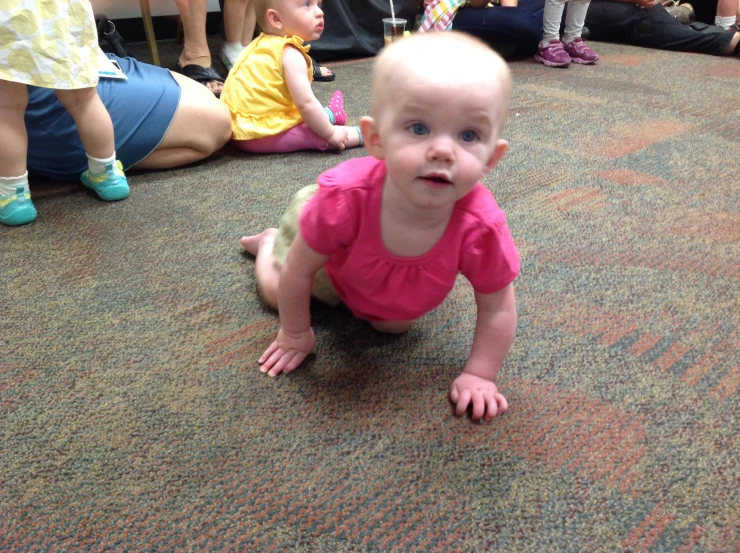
[95,14,131,58]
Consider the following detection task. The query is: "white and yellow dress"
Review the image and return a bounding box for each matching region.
[0,0,99,89]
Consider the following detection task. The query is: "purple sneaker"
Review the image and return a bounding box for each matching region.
[534,40,571,67]
[563,38,600,64]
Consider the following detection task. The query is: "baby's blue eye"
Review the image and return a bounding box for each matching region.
[459,130,478,142]
[409,123,429,136]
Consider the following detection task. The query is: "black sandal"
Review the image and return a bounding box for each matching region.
[174,62,225,97]
[311,57,336,82]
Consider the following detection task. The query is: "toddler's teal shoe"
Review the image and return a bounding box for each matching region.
[0,185,38,226]
[81,160,130,201]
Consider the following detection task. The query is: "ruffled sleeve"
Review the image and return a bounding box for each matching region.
[299,179,358,256]
[460,214,521,294]
[284,35,313,81]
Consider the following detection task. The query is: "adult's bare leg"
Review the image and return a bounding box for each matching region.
[132,72,231,170]
[729,31,740,53]
[174,0,223,95]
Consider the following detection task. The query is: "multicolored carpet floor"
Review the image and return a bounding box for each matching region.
[2,40,739,552]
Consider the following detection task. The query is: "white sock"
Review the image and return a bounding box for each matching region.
[0,172,29,196]
[87,151,116,175]
[223,42,244,60]
[715,15,735,29]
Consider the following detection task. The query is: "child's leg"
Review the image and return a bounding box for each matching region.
[0,80,37,226]
[241,0,256,45]
[535,0,572,67]
[223,0,248,44]
[562,0,600,63]
[232,123,362,153]
[55,87,115,159]
[0,80,29,177]
[222,0,250,70]
[715,0,738,29]
[563,0,591,43]
[241,229,281,309]
[55,87,130,201]
[542,0,567,43]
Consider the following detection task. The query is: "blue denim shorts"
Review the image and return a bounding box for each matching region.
[25,54,181,181]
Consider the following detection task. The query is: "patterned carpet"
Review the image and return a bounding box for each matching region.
[2,40,739,552]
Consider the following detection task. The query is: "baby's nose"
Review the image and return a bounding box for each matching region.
[428,136,455,160]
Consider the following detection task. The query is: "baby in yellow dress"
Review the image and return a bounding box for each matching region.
[221,0,363,153]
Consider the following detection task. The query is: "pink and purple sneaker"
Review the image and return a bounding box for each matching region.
[534,39,571,68]
[563,38,600,64]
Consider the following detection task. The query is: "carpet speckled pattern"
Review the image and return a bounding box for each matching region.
[2,40,739,552]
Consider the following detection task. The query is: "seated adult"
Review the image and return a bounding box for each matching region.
[424,0,544,59]
[585,0,740,56]
[429,0,739,59]
[26,54,232,182]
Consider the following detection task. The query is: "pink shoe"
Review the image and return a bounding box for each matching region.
[534,39,571,67]
[563,38,600,64]
[326,90,347,125]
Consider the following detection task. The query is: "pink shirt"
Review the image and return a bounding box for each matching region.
[300,157,520,322]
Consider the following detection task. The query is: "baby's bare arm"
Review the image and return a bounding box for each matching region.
[282,46,337,143]
[450,283,517,421]
[258,232,329,377]
[464,283,517,381]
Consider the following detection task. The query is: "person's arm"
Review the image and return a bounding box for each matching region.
[258,231,330,377]
[598,0,659,6]
[282,46,348,149]
[467,0,518,8]
[450,283,516,422]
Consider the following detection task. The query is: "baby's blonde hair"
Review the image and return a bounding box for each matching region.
[371,32,512,134]
[252,0,277,30]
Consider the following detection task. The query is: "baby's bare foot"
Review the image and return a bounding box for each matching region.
[240,228,277,256]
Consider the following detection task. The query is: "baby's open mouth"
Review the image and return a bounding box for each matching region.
[422,174,451,185]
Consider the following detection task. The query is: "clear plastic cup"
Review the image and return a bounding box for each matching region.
[383,18,407,45]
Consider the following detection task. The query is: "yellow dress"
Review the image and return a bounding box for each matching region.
[221,33,313,141]
[0,0,99,89]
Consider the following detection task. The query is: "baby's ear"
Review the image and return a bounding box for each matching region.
[360,116,383,159]
[486,139,508,172]
[266,8,281,29]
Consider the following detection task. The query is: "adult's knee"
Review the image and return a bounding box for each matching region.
[189,98,232,156]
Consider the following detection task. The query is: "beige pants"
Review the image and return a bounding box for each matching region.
[272,184,342,306]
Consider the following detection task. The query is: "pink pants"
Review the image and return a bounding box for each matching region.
[231,123,332,153]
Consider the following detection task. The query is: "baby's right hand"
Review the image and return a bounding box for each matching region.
[326,127,349,150]
[258,326,316,377]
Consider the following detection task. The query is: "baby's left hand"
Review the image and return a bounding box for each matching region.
[450,373,508,422]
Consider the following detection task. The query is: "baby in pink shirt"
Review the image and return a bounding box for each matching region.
[241,31,519,422]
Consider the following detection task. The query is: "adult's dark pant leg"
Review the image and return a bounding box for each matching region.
[585,1,732,55]
[452,0,545,58]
